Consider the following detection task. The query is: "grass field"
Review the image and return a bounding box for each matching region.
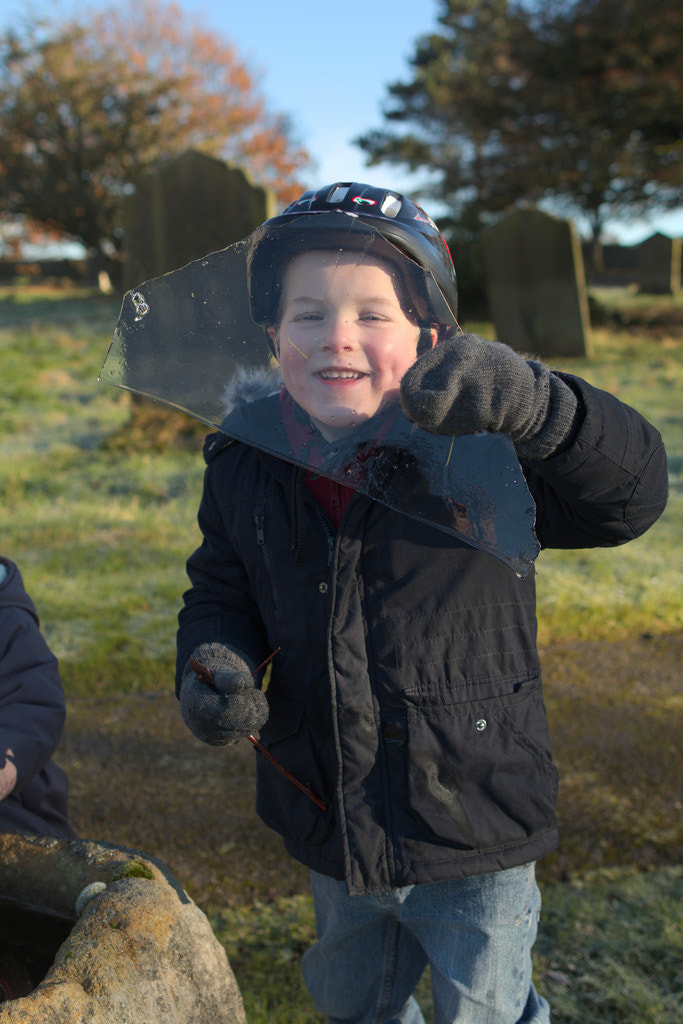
[1,284,681,1022]
[210,865,682,1023]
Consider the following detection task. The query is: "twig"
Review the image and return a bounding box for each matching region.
[189,652,328,813]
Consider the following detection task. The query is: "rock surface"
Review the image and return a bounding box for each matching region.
[0,832,247,1023]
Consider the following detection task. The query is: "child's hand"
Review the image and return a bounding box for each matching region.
[180,642,269,746]
[0,755,17,800]
[400,334,578,460]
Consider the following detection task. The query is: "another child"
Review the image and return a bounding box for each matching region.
[0,557,75,839]
[175,182,668,1024]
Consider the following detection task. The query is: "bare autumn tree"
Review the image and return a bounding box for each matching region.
[0,0,312,271]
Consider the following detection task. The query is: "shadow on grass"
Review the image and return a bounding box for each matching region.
[58,632,681,1024]
[538,633,682,885]
[58,634,682,910]
[59,691,311,909]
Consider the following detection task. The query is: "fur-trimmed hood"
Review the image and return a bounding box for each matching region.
[220,365,283,417]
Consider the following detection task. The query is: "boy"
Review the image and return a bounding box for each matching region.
[176,183,668,1024]
[0,556,75,839]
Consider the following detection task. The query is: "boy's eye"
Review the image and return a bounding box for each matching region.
[287,308,396,324]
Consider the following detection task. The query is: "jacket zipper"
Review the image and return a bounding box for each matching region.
[315,509,335,567]
[254,513,281,613]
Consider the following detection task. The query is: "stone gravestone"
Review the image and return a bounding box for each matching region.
[482,208,592,358]
[117,150,276,434]
[636,232,682,295]
[122,149,276,291]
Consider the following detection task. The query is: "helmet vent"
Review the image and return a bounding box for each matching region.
[328,185,350,204]
[381,195,402,218]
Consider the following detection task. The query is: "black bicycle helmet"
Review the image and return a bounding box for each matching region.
[247,182,458,332]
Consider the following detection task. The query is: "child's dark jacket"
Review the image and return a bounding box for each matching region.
[0,558,74,838]
[176,374,667,896]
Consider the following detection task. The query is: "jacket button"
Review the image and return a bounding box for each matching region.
[475,718,487,732]
[318,582,328,594]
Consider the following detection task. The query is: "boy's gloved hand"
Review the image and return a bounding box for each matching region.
[400,334,579,460]
[180,642,269,746]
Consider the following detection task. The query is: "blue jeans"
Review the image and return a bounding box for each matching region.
[301,864,550,1024]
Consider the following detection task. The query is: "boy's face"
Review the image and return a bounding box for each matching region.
[270,250,424,440]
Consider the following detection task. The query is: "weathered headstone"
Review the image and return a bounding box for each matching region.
[636,232,682,295]
[581,241,640,286]
[0,832,247,1023]
[117,150,276,436]
[482,208,592,358]
[122,149,276,291]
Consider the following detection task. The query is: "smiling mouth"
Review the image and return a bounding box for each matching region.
[317,370,366,381]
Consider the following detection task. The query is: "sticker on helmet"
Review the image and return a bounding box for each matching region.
[414,212,437,227]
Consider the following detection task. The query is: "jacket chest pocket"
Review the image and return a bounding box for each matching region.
[253,507,282,621]
[403,686,558,852]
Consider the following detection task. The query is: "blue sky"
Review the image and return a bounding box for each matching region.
[6,0,682,244]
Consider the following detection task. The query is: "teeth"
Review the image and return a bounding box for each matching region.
[320,371,363,380]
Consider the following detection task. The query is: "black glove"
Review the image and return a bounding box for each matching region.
[180,642,269,746]
[400,334,579,460]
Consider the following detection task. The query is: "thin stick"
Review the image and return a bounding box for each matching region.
[247,733,328,812]
[189,657,214,686]
[189,652,328,813]
[251,646,282,676]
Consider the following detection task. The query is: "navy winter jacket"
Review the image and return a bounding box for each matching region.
[176,374,667,895]
[0,558,75,838]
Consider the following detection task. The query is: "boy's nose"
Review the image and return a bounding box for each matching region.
[322,316,356,351]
